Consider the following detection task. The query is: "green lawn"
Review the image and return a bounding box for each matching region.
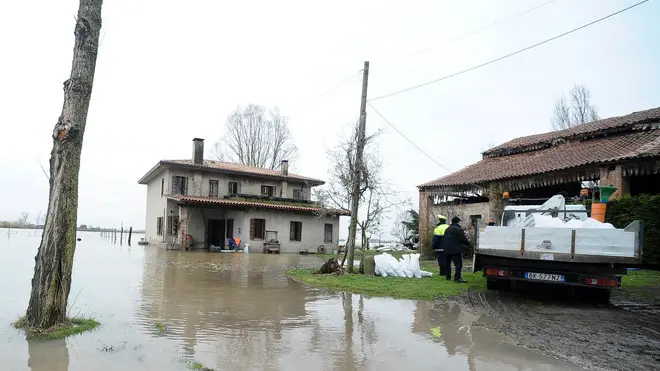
[621,269,660,287]
[620,269,660,302]
[296,253,660,303]
[288,255,486,301]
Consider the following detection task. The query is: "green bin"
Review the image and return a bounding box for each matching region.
[599,185,618,203]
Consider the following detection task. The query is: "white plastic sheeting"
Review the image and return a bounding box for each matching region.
[373,253,433,278]
[479,216,636,257]
[532,215,615,229]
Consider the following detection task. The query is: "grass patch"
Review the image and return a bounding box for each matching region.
[622,269,660,288]
[187,360,214,371]
[13,317,100,340]
[620,270,660,302]
[287,259,485,301]
[153,322,166,335]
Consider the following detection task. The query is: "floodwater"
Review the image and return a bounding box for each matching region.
[0,229,577,371]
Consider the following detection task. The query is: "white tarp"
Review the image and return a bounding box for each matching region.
[374,253,433,278]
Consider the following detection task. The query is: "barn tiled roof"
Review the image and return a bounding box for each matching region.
[168,195,350,215]
[420,107,660,189]
[483,107,660,157]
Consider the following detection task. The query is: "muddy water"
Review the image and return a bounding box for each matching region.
[1,229,576,371]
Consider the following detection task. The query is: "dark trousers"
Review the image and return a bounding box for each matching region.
[445,253,463,281]
[435,250,446,276]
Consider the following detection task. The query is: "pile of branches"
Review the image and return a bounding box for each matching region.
[316,258,345,275]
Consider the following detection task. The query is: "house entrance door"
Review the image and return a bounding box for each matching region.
[208,219,226,249]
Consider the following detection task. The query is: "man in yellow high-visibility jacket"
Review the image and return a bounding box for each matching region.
[432,214,449,276]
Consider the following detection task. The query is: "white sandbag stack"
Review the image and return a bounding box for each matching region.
[373,253,433,278]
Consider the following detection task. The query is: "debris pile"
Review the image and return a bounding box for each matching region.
[316,258,345,275]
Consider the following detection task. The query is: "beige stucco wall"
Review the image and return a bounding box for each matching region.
[181,207,339,253]
[144,166,329,251]
[164,168,311,199]
[240,209,340,253]
[144,168,169,245]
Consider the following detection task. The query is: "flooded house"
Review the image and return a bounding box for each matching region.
[138,138,348,252]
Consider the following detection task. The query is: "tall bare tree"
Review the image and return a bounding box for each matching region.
[391,210,410,243]
[212,104,297,170]
[551,85,600,130]
[18,212,30,227]
[315,123,405,269]
[24,0,103,330]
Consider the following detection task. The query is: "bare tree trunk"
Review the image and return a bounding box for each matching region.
[24,0,103,329]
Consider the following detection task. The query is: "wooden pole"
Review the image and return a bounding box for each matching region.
[346,61,369,273]
[128,227,132,246]
[120,223,123,246]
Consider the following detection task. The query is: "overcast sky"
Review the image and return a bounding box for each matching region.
[1,0,658,237]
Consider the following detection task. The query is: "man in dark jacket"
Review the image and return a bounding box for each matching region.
[443,216,471,283]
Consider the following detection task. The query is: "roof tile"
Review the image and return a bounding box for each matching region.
[168,195,350,215]
[162,159,324,185]
[421,130,660,188]
[484,107,660,156]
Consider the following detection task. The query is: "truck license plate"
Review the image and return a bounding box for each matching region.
[525,272,565,282]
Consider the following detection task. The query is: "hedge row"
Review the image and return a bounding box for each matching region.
[605,195,660,265]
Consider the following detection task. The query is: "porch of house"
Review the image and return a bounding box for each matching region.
[163,196,343,254]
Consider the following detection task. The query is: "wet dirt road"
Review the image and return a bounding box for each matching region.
[458,287,660,371]
[1,229,577,371]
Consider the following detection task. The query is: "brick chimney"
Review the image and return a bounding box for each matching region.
[192,138,204,165]
[281,160,289,176]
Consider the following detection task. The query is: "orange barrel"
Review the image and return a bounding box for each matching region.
[591,202,607,222]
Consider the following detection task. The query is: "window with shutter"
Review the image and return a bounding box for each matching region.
[324,224,333,243]
[228,182,238,195]
[172,176,188,195]
[261,185,275,197]
[289,221,302,242]
[250,218,265,240]
[209,180,219,197]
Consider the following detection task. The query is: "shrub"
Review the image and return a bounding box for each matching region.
[606,195,660,265]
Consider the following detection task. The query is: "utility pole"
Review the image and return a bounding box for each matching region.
[346,61,369,273]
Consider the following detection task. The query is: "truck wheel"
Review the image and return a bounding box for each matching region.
[590,288,611,304]
[487,278,509,291]
[578,287,611,304]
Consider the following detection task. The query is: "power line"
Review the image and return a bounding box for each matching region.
[292,69,363,114]
[370,0,651,101]
[368,102,487,191]
[366,102,453,173]
[389,0,560,64]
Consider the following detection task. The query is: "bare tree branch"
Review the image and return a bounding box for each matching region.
[213,104,297,169]
[551,84,600,131]
[315,121,408,251]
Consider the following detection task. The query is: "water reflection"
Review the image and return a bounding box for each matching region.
[0,229,578,371]
[28,339,69,371]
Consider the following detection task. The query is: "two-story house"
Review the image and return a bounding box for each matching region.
[138,138,348,253]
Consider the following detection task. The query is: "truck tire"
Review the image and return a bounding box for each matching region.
[590,288,611,304]
[577,287,611,304]
[487,278,509,291]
